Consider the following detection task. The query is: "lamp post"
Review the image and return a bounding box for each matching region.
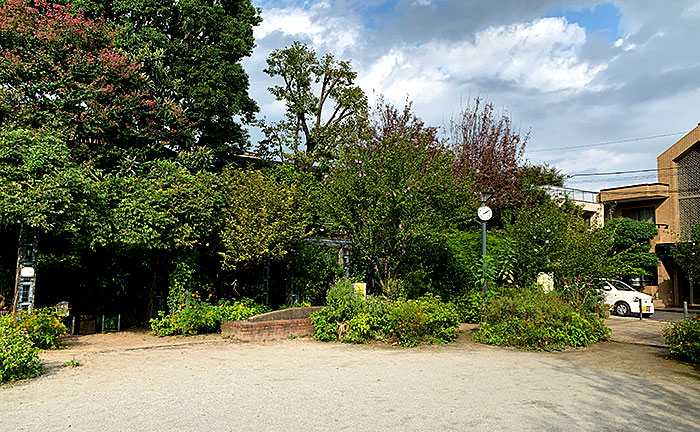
[477,191,494,294]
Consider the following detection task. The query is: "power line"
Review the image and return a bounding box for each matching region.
[568,175,659,184]
[527,131,687,153]
[566,166,681,177]
[597,188,700,196]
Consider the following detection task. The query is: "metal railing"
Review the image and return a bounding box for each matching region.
[542,186,598,203]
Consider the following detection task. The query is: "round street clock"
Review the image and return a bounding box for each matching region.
[477,205,493,221]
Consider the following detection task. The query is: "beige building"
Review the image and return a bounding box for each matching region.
[598,125,700,308]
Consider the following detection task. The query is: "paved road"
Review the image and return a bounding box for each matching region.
[651,309,699,323]
[1,333,698,431]
[606,316,667,347]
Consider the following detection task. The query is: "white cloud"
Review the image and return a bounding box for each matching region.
[355,17,607,109]
[683,3,700,18]
[254,7,361,55]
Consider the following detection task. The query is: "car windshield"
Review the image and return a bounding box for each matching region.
[609,280,635,291]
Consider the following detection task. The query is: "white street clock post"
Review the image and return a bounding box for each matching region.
[478,192,494,294]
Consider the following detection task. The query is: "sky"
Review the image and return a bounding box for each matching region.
[241,0,700,192]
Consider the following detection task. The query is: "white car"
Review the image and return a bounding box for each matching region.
[601,279,654,317]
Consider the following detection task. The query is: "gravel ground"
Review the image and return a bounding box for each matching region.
[1,330,699,432]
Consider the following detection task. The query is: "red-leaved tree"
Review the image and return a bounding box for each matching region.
[0,0,191,167]
[451,97,529,209]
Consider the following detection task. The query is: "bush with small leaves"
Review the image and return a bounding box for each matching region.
[663,316,700,364]
[11,308,68,349]
[0,315,43,382]
[310,280,460,347]
[149,297,269,336]
[474,285,610,351]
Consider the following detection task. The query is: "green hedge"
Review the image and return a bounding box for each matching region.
[310,280,460,347]
[474,286,610,350]
[663,316,700,364]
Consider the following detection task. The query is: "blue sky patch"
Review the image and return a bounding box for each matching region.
[547,2,623,41]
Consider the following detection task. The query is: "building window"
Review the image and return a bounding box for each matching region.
[621,207,656,223]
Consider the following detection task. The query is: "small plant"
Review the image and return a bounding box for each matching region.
[663,316,700,364]
[278,301,312,310]
[383,294,460,347]
[449,289,484,323]
[62,359,80,368]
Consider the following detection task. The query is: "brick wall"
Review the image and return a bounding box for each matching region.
[221,318,315,341]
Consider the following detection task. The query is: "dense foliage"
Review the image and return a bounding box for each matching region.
[149,297,269,336]
[604,217,659,275]
[663,316,700,364]
[0,8,623,356]
[71,0,261,158]
[0,0,190,166]
[0,315,44,382]
[309,280,460,347]
[474,286,610,350]
[320,102,476,293]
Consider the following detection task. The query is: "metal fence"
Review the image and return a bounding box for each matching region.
[541,186,598,203]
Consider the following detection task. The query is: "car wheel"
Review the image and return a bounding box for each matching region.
[614,302,630,316]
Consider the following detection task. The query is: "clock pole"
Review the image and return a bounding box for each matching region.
[478,191,494,294]
[481,219,487,293]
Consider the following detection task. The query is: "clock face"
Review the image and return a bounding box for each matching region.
[478,205,492,221]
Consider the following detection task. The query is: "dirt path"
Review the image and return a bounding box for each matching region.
[1,330,698,431]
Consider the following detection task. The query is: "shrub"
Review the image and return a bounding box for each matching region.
[383,295,460,347]
[0,315,43,382]
[310,280,460,347]
[663,316,700,364]
[474,285,610,351]
[213,298,270,322]
[449,289,484,323]
[309,280,363,342]
[149,297,269,336]
[11,308,68,349]
[557,277,606,315]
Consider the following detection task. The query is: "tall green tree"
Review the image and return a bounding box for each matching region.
[260,41,369,170]
[70,0,261,160]
[672,223,700,284]
[604,217,659,276]
[0,0,190,168]
[321,101,475,292]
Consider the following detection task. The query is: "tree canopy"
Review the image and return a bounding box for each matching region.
[451,97,529,209]
[0,0,190,168]
[320,101,476,292]
[69,0,262,160]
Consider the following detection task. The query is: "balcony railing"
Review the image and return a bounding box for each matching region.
[542,186,598,203]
